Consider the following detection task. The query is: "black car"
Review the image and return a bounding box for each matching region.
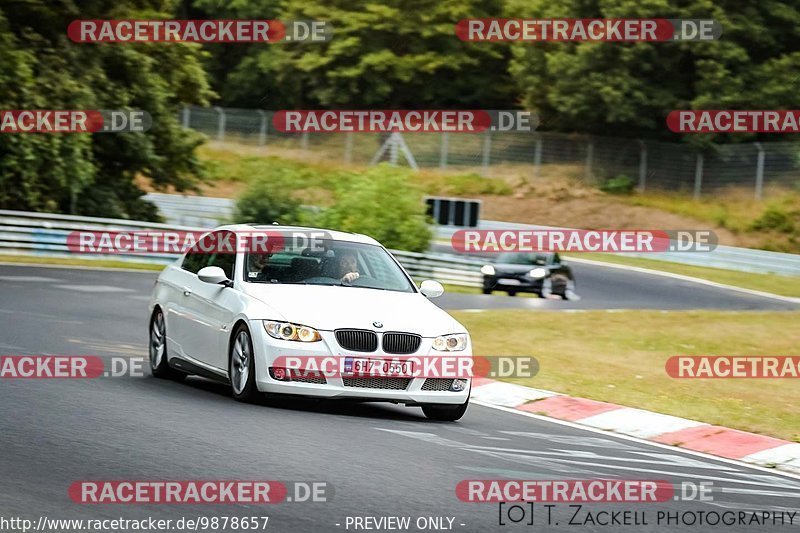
[481,252,575,298]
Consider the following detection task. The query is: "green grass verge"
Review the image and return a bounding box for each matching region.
[453,309,800,441]
[199,144,513,200]
[0,254,165,271]
[621,190,800,253]
[565,253,800,298]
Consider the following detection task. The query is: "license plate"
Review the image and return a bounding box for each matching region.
[498,278,522,286]
[344,357,414,377]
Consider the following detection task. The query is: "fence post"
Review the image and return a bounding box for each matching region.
[637,140,647,192]
[754,142,765,200]
[344,132,353,164]
[182,106,190,129]
[533,135,542,178]
[481,130,491,173]
[213,106,225,142]
[440,131,449,169]
[693,153,704,200]
[257,110,268,146]
[300,131,309,151]
[389,133,399,166]
[585,138,594,182]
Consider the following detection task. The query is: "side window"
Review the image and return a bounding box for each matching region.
[181,244,208,274]
[207,230,236,280]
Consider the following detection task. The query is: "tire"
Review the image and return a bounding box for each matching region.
[482,288,492,295]
[148,308,185,381]
[422,398,469,421]
[229,324,260,402]
[550,274,573,300]
[539,277,552,299]
[507,290,517,297]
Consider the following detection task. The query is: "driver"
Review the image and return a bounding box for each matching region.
[337,251,360,284]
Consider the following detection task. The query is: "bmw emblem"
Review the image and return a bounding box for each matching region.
[373,321,383,328]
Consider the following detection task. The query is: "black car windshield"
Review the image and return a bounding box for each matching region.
[244,239,415,293]
[495,252,549,265]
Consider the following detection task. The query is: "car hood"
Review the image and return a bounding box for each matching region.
[493,263,545,274]
[243,284,463,336]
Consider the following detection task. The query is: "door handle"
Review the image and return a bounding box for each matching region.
[182,287,192,296]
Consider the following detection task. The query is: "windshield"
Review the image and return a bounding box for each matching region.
[245,239,415,293]
[495,252,549,265]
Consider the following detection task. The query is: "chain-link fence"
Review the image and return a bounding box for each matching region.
[183,106,800,199]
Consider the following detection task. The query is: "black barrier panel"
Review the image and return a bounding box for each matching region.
[425,197,480,227]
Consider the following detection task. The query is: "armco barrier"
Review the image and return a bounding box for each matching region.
[0,210,484,287]
[144,193,800,276]
[2,209,798,280]
[435,221,800,277]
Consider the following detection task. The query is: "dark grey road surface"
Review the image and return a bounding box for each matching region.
[439,260,799,311]
[1,264,799,533]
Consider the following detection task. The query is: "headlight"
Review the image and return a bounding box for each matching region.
[528,267,547,278]
[480,264,495,276]
[263,321,321,342]
[432,333,468,351]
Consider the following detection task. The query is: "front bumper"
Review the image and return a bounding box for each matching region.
[249,320,471,405]
[483,274,543,292]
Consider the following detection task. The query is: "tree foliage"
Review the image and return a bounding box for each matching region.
[319,165,432,252]
[0,1,213,219]
[193,0,514,109]
[506,0,800,141]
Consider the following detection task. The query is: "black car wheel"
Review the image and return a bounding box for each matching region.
[551,274,569,299]
[230,324,260,402]
[149,308,186,381]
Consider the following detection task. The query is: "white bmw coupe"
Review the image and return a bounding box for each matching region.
[148,225,472,420]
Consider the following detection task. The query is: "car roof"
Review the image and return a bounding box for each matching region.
[213,224,382,246]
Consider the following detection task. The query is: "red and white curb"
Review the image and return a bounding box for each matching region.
[471,377,800,475]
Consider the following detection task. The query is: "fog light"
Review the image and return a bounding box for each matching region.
[450,378,468,392]
[271,367,291,381]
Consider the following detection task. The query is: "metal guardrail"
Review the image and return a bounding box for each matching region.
[0,210,484,286]
[435,220,800,277]
[145,192,800,276]
[144,192,233,228]
[3,209,798,284]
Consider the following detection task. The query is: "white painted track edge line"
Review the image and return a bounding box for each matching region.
[0,261,164,274]
[564,256,800,304]
[471,399,800,481]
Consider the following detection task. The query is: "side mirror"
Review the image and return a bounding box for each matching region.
[419,280,444,298]
[198,266,232,287]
